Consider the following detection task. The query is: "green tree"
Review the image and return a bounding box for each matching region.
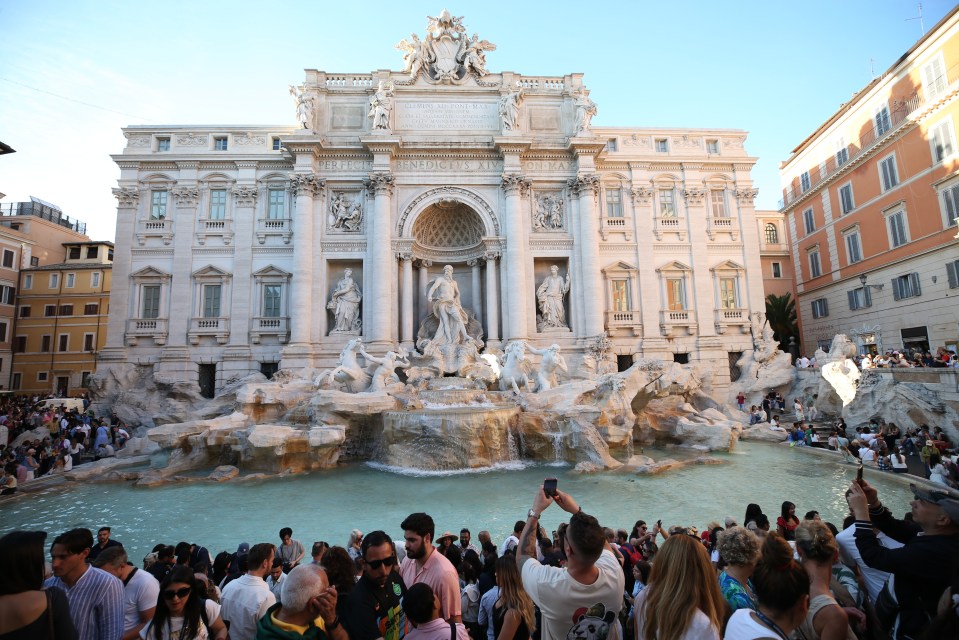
[765,292,799,350]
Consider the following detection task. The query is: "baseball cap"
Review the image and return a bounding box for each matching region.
[236,542,250,554]
[910,484,959,523]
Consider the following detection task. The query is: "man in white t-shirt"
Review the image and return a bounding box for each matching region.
[518,484,624,640]
[499,520,524,556]
[93,547,160,640]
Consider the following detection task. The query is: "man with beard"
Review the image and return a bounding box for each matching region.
[399,512,461,623]
[346,530,407,640]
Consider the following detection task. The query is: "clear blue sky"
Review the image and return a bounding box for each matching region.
[0,0,954,241]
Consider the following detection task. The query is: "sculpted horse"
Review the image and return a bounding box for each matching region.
[314,338,372,393]
[498,340,532,393]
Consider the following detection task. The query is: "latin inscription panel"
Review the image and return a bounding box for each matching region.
[395,101,498,131]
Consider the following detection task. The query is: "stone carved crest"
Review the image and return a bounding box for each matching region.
[176,134,207,147]
[329,192,364,232]
[126,135,150,148]
[234,133,265,146]
[533,193,564,231]
[395,10,496,84]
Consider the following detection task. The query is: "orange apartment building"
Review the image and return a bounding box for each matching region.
[755,210,794,299]
[780,7,959,357]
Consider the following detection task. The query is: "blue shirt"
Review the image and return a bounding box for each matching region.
[45,565,125,640]
[477,586,500,640]
[718,570,757,613]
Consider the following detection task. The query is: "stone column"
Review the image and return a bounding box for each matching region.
[400,253,414,347]
[418,259,432,325]
[103,187,140,353]
[366,172,394,348]
[228,184,257,348]
[287,174,323,346]
[468,259,483,320]
[484,252,500,342]
[167,185,200,345]
[571,174,604,337]
[501,174,531,341]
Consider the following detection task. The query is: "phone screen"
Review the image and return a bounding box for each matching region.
[544,478,558,497]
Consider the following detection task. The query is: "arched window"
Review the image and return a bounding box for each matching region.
[764,223,779,244]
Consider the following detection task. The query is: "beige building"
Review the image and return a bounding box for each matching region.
[755,210,794,299]
[12,241,113,395]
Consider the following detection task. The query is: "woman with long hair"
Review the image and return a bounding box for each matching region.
[142,565,226,640]
[322,546,356,624]
[725,532,810,639]
[793,521,858,640]
[776,501,799,541]
[743,504,764,531]
[493,556,535,640]
[0,530,77,639]
[634,533,727,640]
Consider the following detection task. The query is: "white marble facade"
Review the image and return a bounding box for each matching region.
[100,13,765,394]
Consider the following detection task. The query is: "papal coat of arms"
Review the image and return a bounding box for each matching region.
[395,10,496,84]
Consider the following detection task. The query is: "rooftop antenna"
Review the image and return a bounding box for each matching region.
[870,58,876,79]
[905,3,925,36]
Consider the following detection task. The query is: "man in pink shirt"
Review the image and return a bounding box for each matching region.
[403,583,469,640]
[399,512,462,623]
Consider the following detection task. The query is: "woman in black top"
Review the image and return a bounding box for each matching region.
[0,530,77,640]
[492,556,535,640]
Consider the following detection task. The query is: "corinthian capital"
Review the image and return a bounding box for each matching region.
[112,187,140,207]
[366,172,395,196]
[501,173,530,196]
[568,174,600,197]
[232,185,259,207]
[289,173,325,198]
[683,187,707,206]
[630,186,653,205]
[735,188,759,204]
[171,186,200,207]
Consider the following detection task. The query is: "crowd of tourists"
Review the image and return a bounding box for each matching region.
[795,346,958,370]
[0,394,131,495]
[2,476,958,640]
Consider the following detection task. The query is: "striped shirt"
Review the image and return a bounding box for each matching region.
[45,565,125,640]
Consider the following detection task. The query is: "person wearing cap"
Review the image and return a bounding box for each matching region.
[846,479,959,639]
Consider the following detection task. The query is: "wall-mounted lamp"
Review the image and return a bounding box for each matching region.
[859,274,884,290]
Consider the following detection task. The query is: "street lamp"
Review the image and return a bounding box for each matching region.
[859,274,884,290]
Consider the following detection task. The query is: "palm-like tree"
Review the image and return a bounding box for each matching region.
[765,293,799,350]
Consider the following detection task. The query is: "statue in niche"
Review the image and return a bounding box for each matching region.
[499,81,524,132]
[533,194,564,231]
[360,347,411,393]
[573,89,597,135]
[368,80,394,131]
[330,193,363,232]
[288,85,315,130]
[396,33,427,80]
[327,269,362,334]
[528,343,567,392]
[426,265,472,346]
[536,265,571,331]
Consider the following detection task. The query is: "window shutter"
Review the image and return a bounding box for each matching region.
[910,273,921,296]
[892,279,901,300]
[864,287,872,307]
[848,290,857,310]
[822,299,829,316]
[947,261,959,288]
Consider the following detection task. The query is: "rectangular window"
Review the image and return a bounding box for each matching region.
[263,284,281,318]
[875,106,891,136]
[611,280,629,312]
[86,246,98,259]
[142,285,161,319]
[202,284,222,318]
[91,272,101,287]
[37,371,48,382]
[44,304,56,317]
[84,303,99,315]
[214,136,228,151]
[19,306,30,318]
[835,139,848,166]
[923,56,947,101]
[0,322,7,343]
[272,137,282,150]
[83,334,95,351]
[892,273,921,300]
[839,184,854,214]
[710,190,727,218]
[931,119,955,163]
[803,208,816,234]
[30,257,38,267]
[848,287,872,310]
[887,209,908,247]
[209,189,227,220]
[68,246,81,259]
[800,171,811,192]
[659,190,675,217]
[666,278,686,310]
[706,139,720,154]
[879,155,899,191]
[59,304,73,316]
[49,273,59,288]
[65,273,75,288]
[0,285,14,305]
[2,250,14,268]
[14,336,25,353]
[947,260,959,288]
[151,190,168,219]
[157,137,171,152]
[605,138,618,152]
[22,274,32,289]
[41,335,51,352]
[655,138,669,153]
[809,250,822,278]
[844,230,863,264]
[11,372,19,390]
[811,298,829,318]
[719,277,738,309]
[58,334,68,352]
[605,189,623,218]
[772,262,782,278]
[268,189,285,219]
[943,183,959,227]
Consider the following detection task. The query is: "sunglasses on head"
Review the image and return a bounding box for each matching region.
[365,556,396,570]
[162,587,192,600]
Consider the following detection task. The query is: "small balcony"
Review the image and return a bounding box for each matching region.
[196,218,234,246]
[706,216,739,241]
[600,216,633,241]
[136,218,173,246]
[653,216,687,241]
[714,308,750,334]
[256,217,293,244]
[125,318,168,346]
[250,316,290,344]
[659,309,697,336]
[188,317,230,345]
[605,310,642,336]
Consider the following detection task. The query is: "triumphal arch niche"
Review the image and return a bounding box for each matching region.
[107,8,764,392]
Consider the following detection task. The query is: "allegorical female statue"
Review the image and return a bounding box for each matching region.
[328,269,362,333]
[536,265,571,331]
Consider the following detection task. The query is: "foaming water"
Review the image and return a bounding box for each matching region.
[0,442,914,562]
[365,460,533,476]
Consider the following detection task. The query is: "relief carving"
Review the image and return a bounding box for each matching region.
[329,193,364,232]
[533,193,564,231]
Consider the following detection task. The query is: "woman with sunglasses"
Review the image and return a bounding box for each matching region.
[141,566,226,640]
